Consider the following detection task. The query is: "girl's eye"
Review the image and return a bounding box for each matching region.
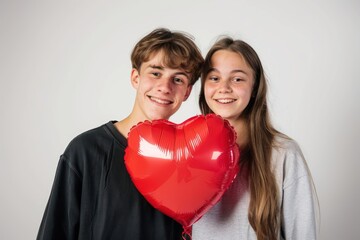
[208,76,219,81]
[233,77,243,82]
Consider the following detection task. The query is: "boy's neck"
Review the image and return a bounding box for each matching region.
[114,110,161,138]
[114,113,144,138]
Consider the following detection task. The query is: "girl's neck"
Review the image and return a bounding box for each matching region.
[227,117,249,150]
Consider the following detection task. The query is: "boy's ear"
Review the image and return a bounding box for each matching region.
[130,68,140,88]
[183,85,193,101]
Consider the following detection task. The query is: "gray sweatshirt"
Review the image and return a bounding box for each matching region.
[192,137,319,240]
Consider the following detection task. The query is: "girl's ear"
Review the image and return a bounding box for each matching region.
[131,68,140,88]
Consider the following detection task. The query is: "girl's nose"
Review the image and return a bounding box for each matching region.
[218,80,232,93]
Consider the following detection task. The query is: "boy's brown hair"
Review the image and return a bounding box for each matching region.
[131,28,203,85]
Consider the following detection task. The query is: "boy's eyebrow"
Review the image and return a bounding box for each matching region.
[149,64,190,79]
[149,64,164,70]
[175,71,190,79]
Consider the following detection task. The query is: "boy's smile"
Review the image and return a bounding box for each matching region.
[131,50,192,121]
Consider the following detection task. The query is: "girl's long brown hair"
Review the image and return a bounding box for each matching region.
[199,37,280,240]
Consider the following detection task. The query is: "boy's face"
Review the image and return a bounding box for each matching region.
[131,50,192,121]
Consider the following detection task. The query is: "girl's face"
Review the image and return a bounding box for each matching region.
[204,50,254,122]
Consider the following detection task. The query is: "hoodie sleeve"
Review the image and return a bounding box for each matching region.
[36,156,82,240]
[280,142,319,240]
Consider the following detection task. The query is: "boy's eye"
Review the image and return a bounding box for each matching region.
[173,77,184,85]
[151,72,161,77]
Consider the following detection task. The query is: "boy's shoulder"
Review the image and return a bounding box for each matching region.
[69,124,106,148]
[62,122,116,159]
[58,122,118,176]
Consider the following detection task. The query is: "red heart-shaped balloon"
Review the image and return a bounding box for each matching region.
[125,114,240,229]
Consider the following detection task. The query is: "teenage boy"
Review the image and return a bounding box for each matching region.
[37,28,204,240]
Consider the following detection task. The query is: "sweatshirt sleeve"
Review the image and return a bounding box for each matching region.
[37,156,82,240]
[280,143,319,240]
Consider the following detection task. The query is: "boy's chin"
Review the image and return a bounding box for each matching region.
[147,113,172,121]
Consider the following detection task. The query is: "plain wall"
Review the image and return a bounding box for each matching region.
[1,0,359,239]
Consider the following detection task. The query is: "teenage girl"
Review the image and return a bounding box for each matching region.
[192,37,319,240]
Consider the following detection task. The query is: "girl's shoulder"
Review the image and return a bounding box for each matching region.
[273,134,302,155]
[272,134,312,188]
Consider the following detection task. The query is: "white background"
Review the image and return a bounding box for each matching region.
[1,0,359,239]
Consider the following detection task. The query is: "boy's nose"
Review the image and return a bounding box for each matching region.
[156,77,172,93]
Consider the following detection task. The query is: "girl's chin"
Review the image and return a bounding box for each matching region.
[212,112,238,121]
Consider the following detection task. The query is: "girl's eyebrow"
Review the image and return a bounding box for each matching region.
[208,67,219,73]
[208,67,249,76]
[231,69,249,76]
